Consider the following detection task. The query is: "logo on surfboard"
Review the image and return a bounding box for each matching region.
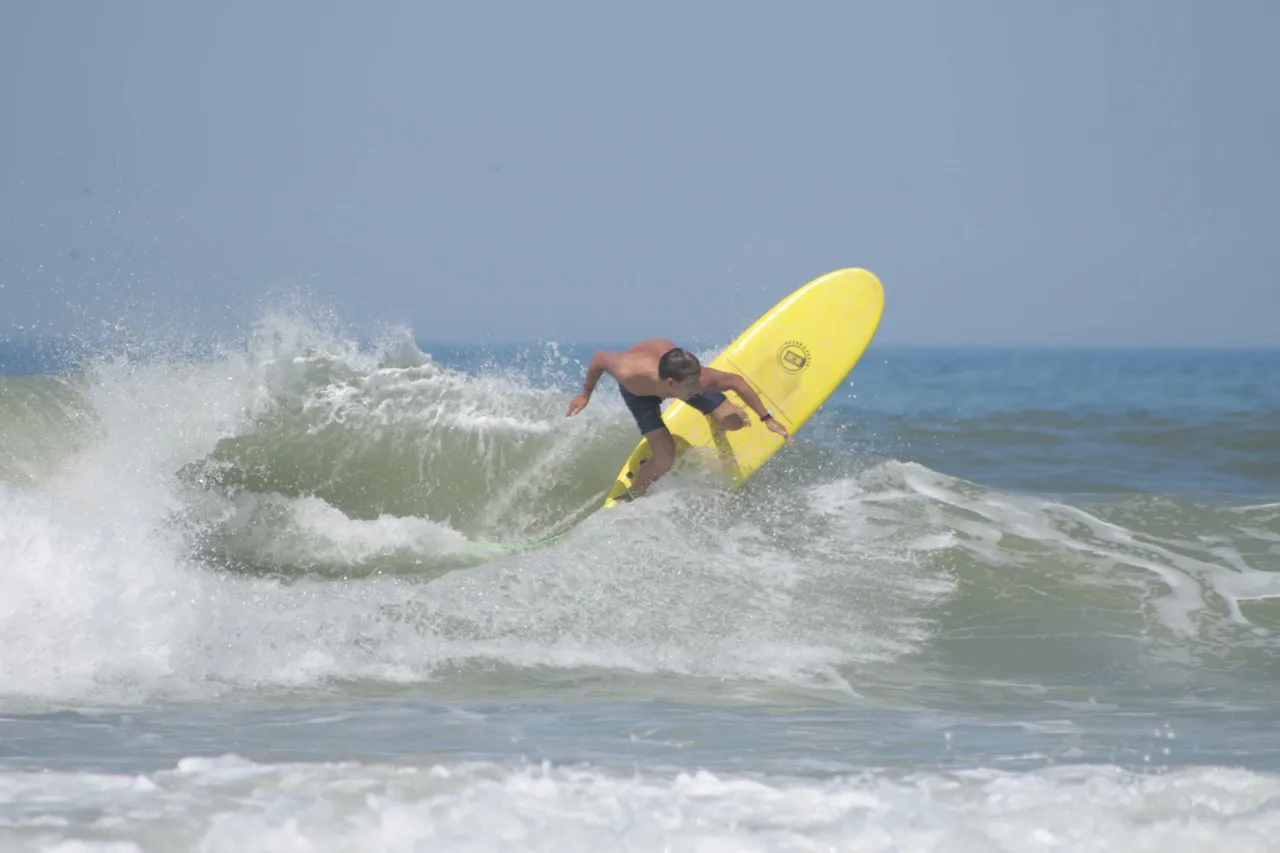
[777,341,811,374]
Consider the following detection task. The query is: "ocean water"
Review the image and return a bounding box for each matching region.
[2,314,1279,851]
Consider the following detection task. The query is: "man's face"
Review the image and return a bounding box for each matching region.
[665,372,702,400]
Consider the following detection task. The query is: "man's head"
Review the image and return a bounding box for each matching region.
[658,347,702,398]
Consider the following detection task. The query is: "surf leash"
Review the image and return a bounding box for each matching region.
[467,487,635,551]
[467,531,569,551]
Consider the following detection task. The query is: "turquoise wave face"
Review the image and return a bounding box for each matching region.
[0,320,1277,711]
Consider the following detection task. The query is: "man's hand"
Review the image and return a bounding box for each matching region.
[765,417,793,445]
[566,390,591,417]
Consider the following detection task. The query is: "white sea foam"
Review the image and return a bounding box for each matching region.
[2,757,1279,852]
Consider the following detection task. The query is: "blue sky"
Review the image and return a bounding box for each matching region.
[2,0,1276,347]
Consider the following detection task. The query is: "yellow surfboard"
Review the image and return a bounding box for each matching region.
[602,267,885,507]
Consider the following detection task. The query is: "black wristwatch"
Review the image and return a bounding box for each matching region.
[760,411,773,422]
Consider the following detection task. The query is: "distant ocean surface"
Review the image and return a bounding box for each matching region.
[2,318,1279,851]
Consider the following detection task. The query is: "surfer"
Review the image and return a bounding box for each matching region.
[566,339,791,498]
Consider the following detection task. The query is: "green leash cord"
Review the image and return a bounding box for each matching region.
[466,487,635,552]
[468,531,567,551]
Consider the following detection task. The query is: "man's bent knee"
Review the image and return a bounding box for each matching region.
[712,403,748,431]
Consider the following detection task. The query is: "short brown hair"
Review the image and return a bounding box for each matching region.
[658,347,701,381]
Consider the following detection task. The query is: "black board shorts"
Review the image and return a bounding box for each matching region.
[619,384,727,435]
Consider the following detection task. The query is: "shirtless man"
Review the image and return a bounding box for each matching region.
[566,338,791,497]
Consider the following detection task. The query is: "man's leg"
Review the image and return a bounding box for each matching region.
[688,391,748,431]
[620,385,675,498]
[632,426,676,497]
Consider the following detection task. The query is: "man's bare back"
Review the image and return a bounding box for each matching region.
[603,339,698,397]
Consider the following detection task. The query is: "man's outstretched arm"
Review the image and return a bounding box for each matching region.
[567,350,621,416]
[703,368,769,418]
[704,368,793,444]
